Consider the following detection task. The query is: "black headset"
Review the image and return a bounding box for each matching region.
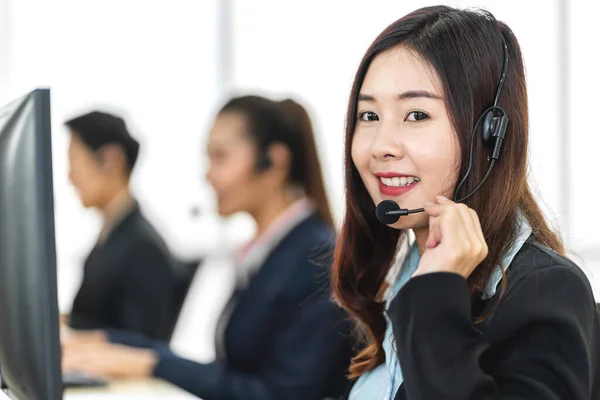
[452,37,510,203]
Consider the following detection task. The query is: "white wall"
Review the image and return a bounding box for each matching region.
[567,0,600,288]
[0,1,9,95]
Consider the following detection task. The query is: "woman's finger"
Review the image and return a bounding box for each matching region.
[436,203,468,248]
[435,195,454,204]
[425,196,485,259]
[450,204,487,262]
[423,195,456,217]
[426,218,442,248]
[423,203,443,217]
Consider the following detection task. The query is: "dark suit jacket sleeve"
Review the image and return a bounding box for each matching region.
[152,288,349,400]
[117,240,175,339]
[388,266,597,400]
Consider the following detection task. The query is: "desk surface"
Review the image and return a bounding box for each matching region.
[64,378,200,400]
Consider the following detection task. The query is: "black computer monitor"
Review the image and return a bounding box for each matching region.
[0,89,63,400]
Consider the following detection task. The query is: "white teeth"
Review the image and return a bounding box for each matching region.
[379,176,420,187]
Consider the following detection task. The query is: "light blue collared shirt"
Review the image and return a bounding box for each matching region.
[350,216,532,400]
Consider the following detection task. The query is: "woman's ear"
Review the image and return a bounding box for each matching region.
[266,142,292,173]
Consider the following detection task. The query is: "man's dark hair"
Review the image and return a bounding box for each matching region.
[65,111,140,173]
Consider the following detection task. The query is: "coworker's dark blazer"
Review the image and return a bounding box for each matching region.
[344,236,600,400]
[69,203,176,340]
[110,214,353,400]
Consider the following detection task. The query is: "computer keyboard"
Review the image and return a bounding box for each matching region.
[62,371,109,389]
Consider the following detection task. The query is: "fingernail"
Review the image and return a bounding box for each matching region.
[436,195,448,201]
[423,202,433,207]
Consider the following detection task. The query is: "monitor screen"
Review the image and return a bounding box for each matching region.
[0,89,63,400]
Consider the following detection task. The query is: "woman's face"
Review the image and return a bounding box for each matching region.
[206,111,267,216]
[351,45,461,231]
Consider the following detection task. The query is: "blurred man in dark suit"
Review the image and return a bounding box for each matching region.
[65,111,176,340]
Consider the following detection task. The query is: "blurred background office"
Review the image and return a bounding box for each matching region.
[0,0,598,364]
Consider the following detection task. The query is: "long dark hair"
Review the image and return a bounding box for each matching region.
[332,6,564,378]
[220,95,334,228]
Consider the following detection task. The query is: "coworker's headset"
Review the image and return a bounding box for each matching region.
[376,36,511,224]
[255,148,273,171]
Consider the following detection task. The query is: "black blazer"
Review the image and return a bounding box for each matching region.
[345,237,600,400]
[109,214,353,400]
[69,203,177,340]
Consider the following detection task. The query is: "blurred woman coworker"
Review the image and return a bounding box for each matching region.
[65,111,176,340]
[63,96,353,400]
[332,6,600,400]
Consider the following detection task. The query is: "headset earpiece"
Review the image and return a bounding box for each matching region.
[482,109,501,148]
[480,37,510,155]
[255,149,273,171]
[481,108,509,159]
[453,36,510,201]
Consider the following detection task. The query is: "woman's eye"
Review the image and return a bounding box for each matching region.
[358,111,379,122]
[406,111,429,121]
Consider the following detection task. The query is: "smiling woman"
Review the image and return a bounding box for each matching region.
[352,48,457,221]
[333,5,600,400]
